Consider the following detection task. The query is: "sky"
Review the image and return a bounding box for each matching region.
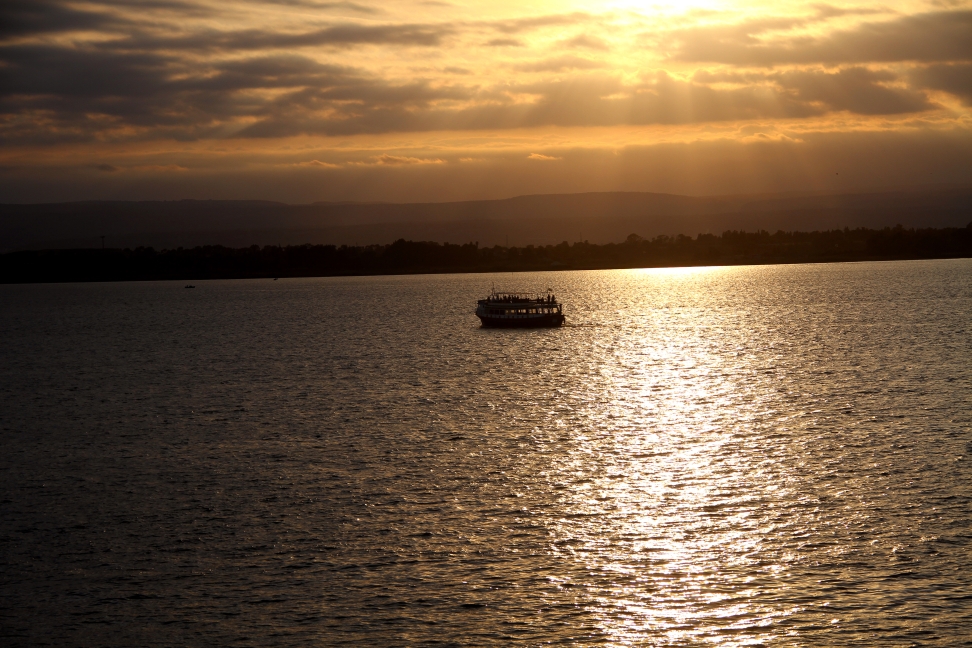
[1,0,971,203]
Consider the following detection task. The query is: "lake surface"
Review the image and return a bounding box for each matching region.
[2,260,971,646]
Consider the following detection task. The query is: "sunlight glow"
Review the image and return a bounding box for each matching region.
[534,267,818,643]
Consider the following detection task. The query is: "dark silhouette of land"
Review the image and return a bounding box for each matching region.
[2,187,970,252]
[3,226,970,284]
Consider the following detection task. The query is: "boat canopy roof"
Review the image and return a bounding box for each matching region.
[484,290,557,302]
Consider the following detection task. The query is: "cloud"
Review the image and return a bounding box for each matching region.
[132,164,187,171]
[107,23,456,53]
[693,67,935,116]
[775,67,935,115]
[0,45,175,99]
[258,0,379,12]
[489,13,591,35]
[10,126,971,204]
[1,48,943,145]
[0,0,209,39]
[668,10,972,65]
[89,163,186,172]
[0,0,124,37]
[355,154,445,165]
[911,63,972,104]
[485,38,523,47]
[561,34,609,51]
[809,4,886,20]
[0,1,411,48]
[1,0,969,206]
[187,55,358,92]
[487,73,822,129]
[296,159,341,167]
[0,47,476,142]
[516,56,603,73]
[527,153,561,160]
[0,44,213,143]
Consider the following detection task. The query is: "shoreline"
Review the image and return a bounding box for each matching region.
[3,226,971,284]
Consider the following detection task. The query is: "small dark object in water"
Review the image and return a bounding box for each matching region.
[184,285,195,289]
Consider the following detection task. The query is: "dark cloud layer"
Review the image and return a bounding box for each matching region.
[775,68,934,115]
[113,23,455,52]
[0,47,951,144]
[222,66,941,138]
[912,63,972,104]
[489,13,591,35]
[0,1,970,154]
[258,1,379,12]
[1,0,119,37]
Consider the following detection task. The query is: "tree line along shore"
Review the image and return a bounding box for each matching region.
[3,225,971,284]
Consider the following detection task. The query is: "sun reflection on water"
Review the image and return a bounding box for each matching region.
[548,266,809,644]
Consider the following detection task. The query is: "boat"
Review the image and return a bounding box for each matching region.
[476,290,565,328]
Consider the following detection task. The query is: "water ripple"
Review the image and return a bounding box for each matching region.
[1,259,970,645]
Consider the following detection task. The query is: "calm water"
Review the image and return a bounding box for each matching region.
[2,260,971,646]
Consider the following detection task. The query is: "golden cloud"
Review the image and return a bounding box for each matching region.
[0,1,969,201]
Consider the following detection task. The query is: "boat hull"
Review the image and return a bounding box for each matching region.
[478,313,565,328]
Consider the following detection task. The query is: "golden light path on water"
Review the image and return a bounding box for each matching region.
[530,265,926,645]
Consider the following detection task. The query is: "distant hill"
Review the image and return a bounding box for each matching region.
[2,188,970,252]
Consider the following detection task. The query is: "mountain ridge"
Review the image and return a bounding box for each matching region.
[3,188,970,252]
